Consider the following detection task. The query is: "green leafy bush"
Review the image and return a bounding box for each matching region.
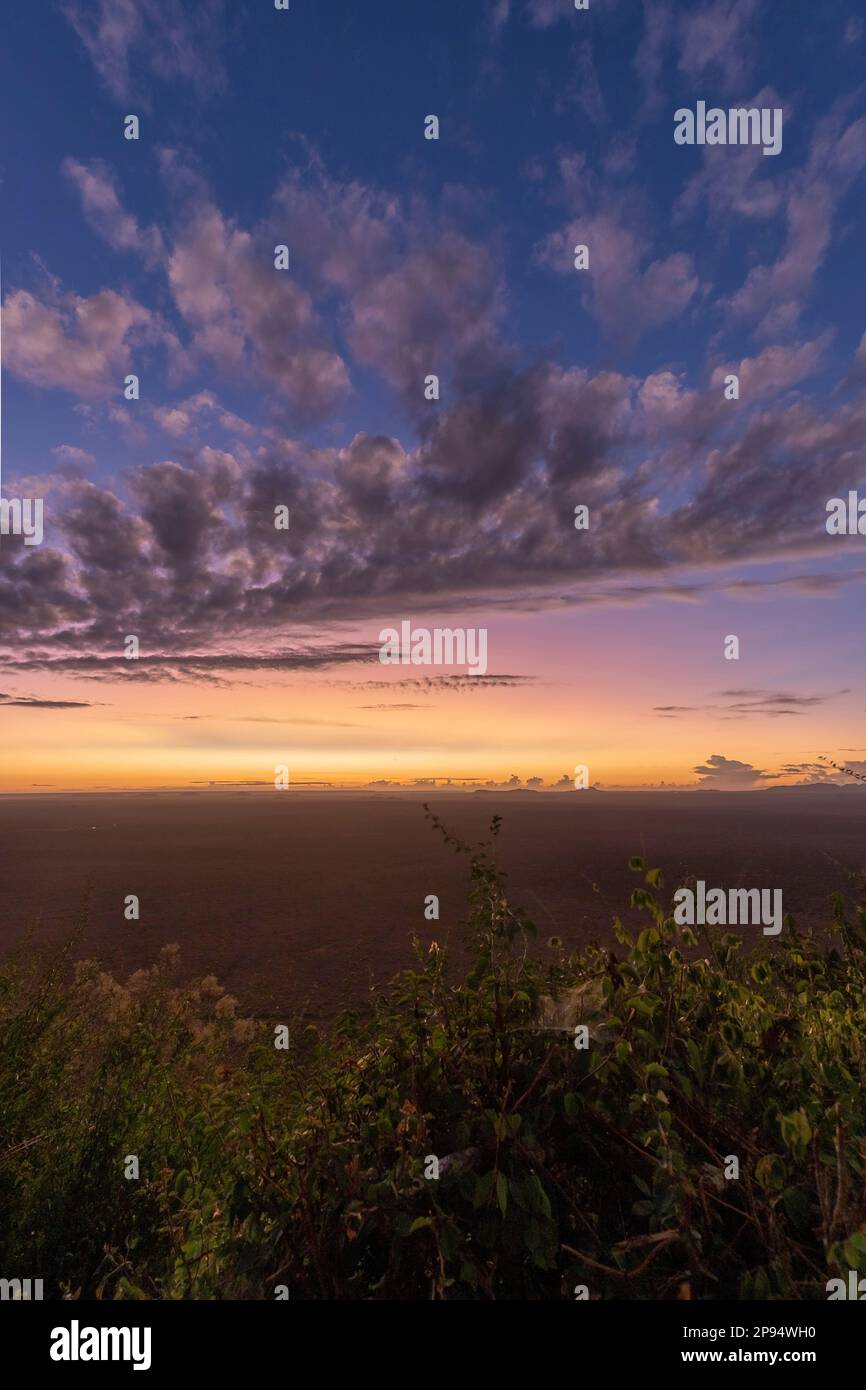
[2,811,865,1300]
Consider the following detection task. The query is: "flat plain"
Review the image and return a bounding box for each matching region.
[1,788,863,1016]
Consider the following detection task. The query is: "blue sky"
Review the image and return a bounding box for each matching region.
[1,0,865,790]
[4,0,865,468]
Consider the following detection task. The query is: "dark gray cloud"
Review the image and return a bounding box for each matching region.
[3,362,866,681]
[0,645,378,685]
[357,703,431,710]
[0,692,97,709]
[720,688,848,709]
[656,689,848,719]
[345,675,536,692]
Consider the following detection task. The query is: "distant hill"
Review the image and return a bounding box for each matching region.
[765,782,860,792]
[471,787,540,797]
[470,786,602,797]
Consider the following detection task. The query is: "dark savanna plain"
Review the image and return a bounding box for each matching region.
[2,786,863,1018]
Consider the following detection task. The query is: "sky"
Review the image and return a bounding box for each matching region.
[0,0,865,792]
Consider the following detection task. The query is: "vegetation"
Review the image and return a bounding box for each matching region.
[2,810,866,1300]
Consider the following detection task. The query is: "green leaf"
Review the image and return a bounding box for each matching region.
[496,1172,508,1217]
[779,1108,811,1155]
[781,1186,811,1233]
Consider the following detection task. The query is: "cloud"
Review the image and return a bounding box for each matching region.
[777,761,847,786]
[677,0,760,92]
[62,158,164,265]
[635,0,674,118]
[711,336,832,399]
[152,392,255,440]
[63,0,227,104]
[269,160,507,412]
[0,692,97,709]
[489,0,510,32]
[537,156,700,345]
[51,445,96,476]
[662,391,866,568]
[673,87,787,228]
[345,229,506,404]
[164,194,350,420]
[129,460,232,576]
[692,753,777,787]
[3,348,865,673]
[3,280,168,397]
[4,139,866,678]
[0,645,379,686]
[567,41,607,129]
[656,689,847,720]
[357,703,430,710]
[814,756,866,785]
[840,329,866,392]
[720,688,848,709]
[526,0,574,27]
[346,675,536,692]
[724,105,866,338]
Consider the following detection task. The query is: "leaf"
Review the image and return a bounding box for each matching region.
[115,1276,149,1301]
[842,1232,866,1271]
[496,1172,508,1217]
[779,1107,811,1154]
[781,1186,811,1232]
